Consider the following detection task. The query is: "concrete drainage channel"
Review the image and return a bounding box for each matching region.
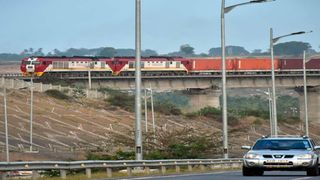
[0,159,242,180]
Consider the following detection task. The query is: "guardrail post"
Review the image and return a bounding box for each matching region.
[144,167,150,174]
[200,164,206,171]
[175,165,180,173]
[1,77,5,87]
[188,164,193,172]
[86,89,89,98]
[85,168,91,178]
[161,166,166,175]
[60,170,67,179]
[0,172,7,180]
[40,83,43,92]
[127,167,132,176]
[11,79,14,89]
[232,162,241,169]
[32,170,40,180]
[106,168,112,178]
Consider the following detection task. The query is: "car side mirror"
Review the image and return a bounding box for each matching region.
[314,146,320,150]
[241,146,251,150]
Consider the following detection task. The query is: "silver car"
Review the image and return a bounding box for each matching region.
[242,136,320,176]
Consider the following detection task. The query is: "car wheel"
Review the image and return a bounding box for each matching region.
[306,163,319,176]
[255,170,264,176]
[242,166,263,176]
[242,165,253,176]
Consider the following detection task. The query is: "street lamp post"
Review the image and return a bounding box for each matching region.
[303,50,308,136]
[1,86,9,162]
[270,29,312,136]
[88,62,92,89]
[30,74,34,152]
[135,0,143,161]
[221,0,273,159]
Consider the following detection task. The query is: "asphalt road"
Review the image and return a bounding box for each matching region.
[115,171,319,180]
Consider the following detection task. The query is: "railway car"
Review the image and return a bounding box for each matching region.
[21,56,320,78]
[278,57,320,73]
[116,56,192,76]
[189,57,237,75]
[20,56,192,77]
[20,56,115,77]
[235,58,279,74]
[188,57,278,75]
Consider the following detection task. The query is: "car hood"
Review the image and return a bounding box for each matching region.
[248,149,313,155]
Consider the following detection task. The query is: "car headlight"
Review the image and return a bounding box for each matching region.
[245,153,261,159]
[296,154,313,159]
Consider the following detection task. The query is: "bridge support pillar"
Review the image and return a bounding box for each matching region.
[60,170,67,179]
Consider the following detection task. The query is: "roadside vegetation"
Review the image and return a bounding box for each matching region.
[86,127,222,161]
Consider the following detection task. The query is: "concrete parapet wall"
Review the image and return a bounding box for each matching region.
[0,77,105,99]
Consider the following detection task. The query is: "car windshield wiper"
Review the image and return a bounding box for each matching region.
[269,148,290,150]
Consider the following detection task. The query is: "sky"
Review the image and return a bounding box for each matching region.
[0,0,319,54]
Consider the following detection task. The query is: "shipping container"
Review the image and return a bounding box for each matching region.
[279,58,302,70]
[235,58,278,71]
[190,58,236,71]
[306,58,320,69]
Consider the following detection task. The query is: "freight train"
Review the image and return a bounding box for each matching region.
[20,56,320,77]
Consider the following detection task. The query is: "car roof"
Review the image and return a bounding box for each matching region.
[258,136,310,140]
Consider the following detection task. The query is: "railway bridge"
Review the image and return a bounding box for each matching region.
[47,73,320,90]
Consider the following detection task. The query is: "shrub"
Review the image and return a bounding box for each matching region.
[198,106,221,118]
[154,101,182,115]
[72,87,86,98]
[45,89,70,100]
[106,91,135,111]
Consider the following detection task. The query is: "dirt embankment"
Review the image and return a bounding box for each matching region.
[0,89,319,161]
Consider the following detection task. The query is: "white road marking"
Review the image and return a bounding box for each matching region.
[119,171,238,180]
[292,177,312,180]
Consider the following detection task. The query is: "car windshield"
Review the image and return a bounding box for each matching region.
[252,139,311,150]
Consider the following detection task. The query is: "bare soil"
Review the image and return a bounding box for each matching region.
[0,89,319,161]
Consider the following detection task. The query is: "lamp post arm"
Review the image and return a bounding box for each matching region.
[225,0,274,13]
[273,31,313,43]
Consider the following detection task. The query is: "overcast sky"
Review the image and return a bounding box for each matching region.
[0,0,319,54]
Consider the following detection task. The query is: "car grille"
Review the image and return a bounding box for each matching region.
[262,154,294,158]
[263,161,293,166]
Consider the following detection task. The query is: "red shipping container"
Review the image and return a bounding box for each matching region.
[306,58,320,69]
[191,58,235,71]
[279,58,302,70]
[235,58,278,70]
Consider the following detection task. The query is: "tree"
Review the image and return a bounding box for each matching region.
[180,44,194,55]
[34,48,44,56]
[53,49,62,56]
[142,49,158,56]
[99,47,116,57]
[274,41,311,56]
[208,46,249,56]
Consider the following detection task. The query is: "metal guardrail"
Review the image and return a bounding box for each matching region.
[0,158,243,179]
[0,73,22,78]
